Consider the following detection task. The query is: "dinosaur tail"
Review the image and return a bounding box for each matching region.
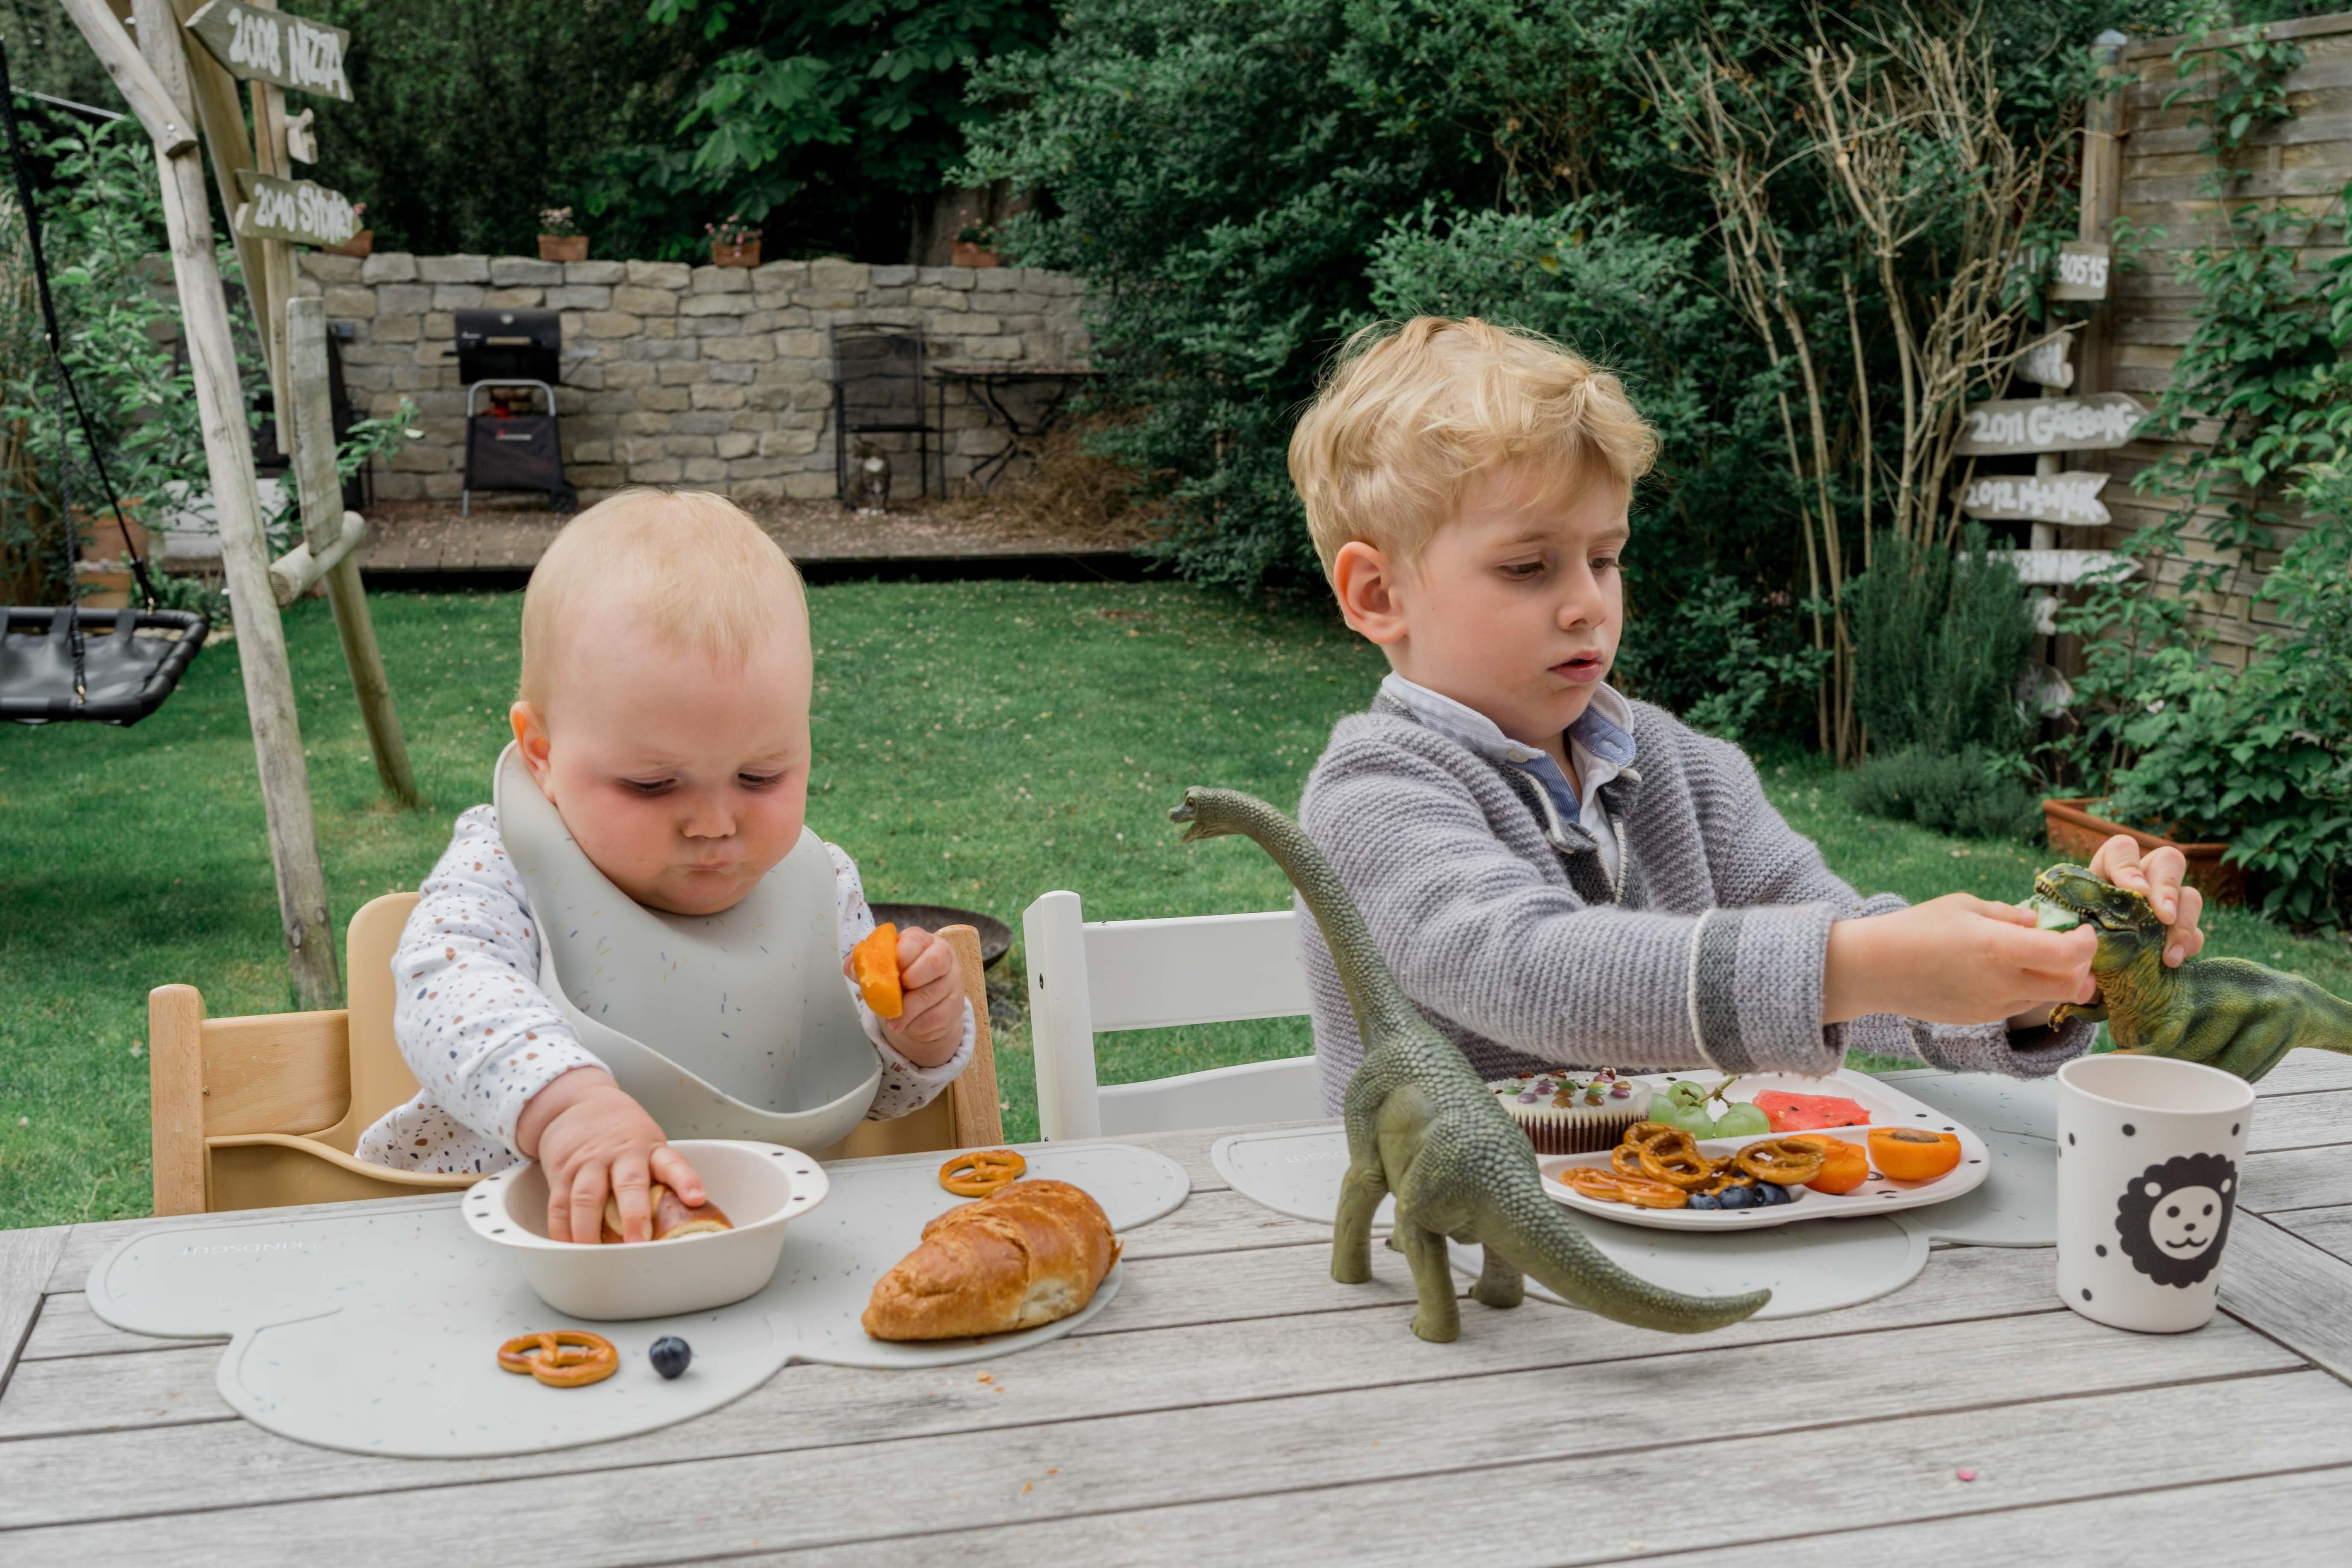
[1484,1178,1772,1334]
[1169,787,1425,1048]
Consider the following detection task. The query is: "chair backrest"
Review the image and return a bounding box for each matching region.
[151,897,1004,1214]
[831,326,926,431]
[1022,889,1322,1140]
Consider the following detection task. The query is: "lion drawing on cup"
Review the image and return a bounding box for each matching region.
[2114,1152,2237,1288]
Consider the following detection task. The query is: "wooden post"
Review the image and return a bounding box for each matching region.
[71,0,343,1006]
[2077,30,2129,401]
[167,0,272,345]
[247,3,296,417]
[288,296,419,806]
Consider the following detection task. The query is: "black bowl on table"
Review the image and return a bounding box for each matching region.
[867,903,1012,969]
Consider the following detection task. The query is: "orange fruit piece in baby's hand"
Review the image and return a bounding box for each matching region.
[850,923,904,1018]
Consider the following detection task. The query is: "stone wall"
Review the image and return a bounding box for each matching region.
[290,252,1088,505]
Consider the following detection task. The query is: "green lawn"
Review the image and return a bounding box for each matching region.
[5,582,2348,1231]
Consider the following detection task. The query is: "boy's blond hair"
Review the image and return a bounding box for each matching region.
[1287,317,1659,575]
[519,489,807,709]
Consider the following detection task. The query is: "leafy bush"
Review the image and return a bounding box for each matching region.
[1842,744,2044,842]
[1848,525,2035,757]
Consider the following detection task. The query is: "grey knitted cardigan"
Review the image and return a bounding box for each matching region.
[1294,691,2091,1112]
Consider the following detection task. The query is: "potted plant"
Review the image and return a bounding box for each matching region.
[322,202,372,258]
[706,214,762,268]
[950,208,999,269]
[2041,797,2245,906]
[537,207,588,264]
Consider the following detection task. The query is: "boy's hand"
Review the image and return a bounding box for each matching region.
[845,924,965,1068]
[514,1067,707,1244]
[1824,894,2098,1026]
[2085,834,2207,968]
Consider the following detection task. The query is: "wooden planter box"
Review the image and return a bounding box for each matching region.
[2043,797,2245,907]
[537,234,588,263]
[710,238,761,268]
[951,241,1001,268]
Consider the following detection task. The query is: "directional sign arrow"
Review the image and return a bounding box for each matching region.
[1955,391,2148,457]
[185,1,352,102]
[233,170,360,248]
[1959,471,2111,527]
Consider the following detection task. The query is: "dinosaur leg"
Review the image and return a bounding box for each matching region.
[1332,1163,1389,1285]
[1394,1222,1462,1343]
[1470,1241,1524,1310]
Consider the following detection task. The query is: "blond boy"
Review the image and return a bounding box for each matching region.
[1288,319,2205,1104]
[356,491,971,1242]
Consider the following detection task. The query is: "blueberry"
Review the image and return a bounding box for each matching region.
[649,1335,692,1379]
[1717,1185,1754,1210]
[1686,1191,1721,1210]
[1755,1182,1790,1206]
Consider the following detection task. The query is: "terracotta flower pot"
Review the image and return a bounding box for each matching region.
[710,238,761,268]
[322,229,374,258]
[950,241,1001,269]
[74,501,148,563]
[538,234,588,263]
[2042,797,2245,907]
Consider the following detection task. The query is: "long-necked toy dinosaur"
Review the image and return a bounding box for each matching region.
[1170,787,1770,1342]
[2033,864,2352,1081]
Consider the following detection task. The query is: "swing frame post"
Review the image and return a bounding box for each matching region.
[286,295,418,806]
[61,0,343,1006]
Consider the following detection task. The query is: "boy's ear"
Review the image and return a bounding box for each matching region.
[510,702,554,789]
[1331,539,1407,647]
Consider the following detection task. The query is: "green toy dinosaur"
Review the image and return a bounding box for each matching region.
[1170,786,1770,1342]
[2032,864,2352,1082]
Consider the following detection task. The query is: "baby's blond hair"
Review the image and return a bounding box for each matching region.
[519,489,807,710]
[1287,317,1659,575]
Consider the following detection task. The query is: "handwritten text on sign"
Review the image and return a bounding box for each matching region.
[2049,241,2110,302]
[235,173,359,247]
[2017,327,2076,390]
[1959,471,2111,527]
[1954,391,2147,456]
[185,1,353,102]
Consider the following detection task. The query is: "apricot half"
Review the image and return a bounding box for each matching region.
[1867,1125,1962,1182]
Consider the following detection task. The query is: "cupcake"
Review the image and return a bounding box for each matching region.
[1488,1070,1652,1155]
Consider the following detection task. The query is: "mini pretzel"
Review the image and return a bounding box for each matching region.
[939,1148,1027,1198]
[497,1331,618,1389]
[1564,1167,1628,1202]
[1635,1128,1713,1190]
[1622,1122,1683,1150]
[1697,1167,1757,1197]
[1612,1174,1691,1209]
[1610,1143,1652,1179]
[1735,1138,1826,1187]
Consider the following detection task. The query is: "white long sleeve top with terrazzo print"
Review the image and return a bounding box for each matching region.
[354,806,974,1175]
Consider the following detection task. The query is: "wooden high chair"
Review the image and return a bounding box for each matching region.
[148,892,1006,1215]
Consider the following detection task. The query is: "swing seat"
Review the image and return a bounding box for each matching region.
[1,606,206,725]
[149,893,1008,1214]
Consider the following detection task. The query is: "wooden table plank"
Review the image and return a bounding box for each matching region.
[11,1355,2335,1566]
[4,1316,2314,1561]
[2251,1050,2352,1097]
[0,1225,67,1398]
[2272,1205,2352,1266]
[2247,1087,2352,1153]
[0,1242,2070,1511]
[2242,1145,2352,1214]
[2220,1210,2352,1384]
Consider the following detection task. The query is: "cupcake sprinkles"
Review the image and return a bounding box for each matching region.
[1488,1069,1653,1155]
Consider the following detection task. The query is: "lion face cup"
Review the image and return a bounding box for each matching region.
[2114,1152,2237,1288]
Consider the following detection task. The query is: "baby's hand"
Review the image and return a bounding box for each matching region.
[1825,893,2099,1026]
[846,924,966,1068]
[514,1067,706,1244]
[2086,833,2207,968]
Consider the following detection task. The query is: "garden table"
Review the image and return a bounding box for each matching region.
[6,1055,2352,1565]
[931,363,1099,493]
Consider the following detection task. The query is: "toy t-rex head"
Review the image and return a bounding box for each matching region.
[2033,864,2162,970]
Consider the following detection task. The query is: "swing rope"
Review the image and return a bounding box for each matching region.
[2,38,162,705]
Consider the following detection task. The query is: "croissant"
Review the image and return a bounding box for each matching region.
[862,1179,1120,1341]
[599,1184,733,1244]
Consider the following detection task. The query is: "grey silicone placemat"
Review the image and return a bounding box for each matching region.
[85,1143,1186,1458]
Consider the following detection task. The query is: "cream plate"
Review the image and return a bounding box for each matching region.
[1541,1069,1990,1232]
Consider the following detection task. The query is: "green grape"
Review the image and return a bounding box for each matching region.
[1711,1103,1771,1139]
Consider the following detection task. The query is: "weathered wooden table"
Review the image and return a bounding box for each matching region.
[6,1057,2352,1565]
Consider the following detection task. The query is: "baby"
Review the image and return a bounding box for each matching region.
[1287,318,2207,1101]
[356,490,972,1243]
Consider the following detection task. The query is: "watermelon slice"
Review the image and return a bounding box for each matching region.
[1754,1090,1871,1132]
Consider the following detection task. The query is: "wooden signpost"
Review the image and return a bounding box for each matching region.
[1954,390,2147,457]
[1959,472,2112,528]
[232,168,359,246]
[2049,240,2112,302]
[61,0,419,1003]
[2017,325,2077,390]
[182,0,351,101]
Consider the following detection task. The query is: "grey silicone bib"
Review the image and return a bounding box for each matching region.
[494,743,880,1148]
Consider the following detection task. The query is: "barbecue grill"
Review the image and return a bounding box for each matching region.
[454,308,574,514]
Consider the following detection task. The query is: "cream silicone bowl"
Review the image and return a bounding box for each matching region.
[461,1139,827,1320]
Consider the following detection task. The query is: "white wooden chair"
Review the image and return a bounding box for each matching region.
[1022,890,1325,1140]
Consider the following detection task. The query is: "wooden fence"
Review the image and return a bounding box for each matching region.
[2093,12,2352,668]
